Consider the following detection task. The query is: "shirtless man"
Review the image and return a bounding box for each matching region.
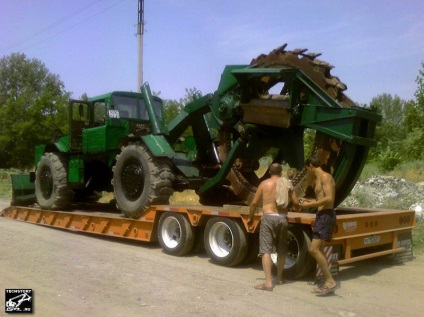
[248,163,299,291]
[300,156,338,295]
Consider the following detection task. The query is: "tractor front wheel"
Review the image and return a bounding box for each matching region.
[113,144,174,218]
[35,153,73,210]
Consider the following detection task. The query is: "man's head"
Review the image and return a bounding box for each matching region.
[305,156,321,169]
[269,163,282,176]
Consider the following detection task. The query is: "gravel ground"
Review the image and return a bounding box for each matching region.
[1,199,424,316]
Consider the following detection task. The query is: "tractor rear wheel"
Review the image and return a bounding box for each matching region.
[35,153,73,210]
[113,144,174,218]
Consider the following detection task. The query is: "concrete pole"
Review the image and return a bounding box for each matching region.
[137,0,144,91]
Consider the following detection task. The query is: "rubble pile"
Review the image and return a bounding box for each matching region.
[341,176,424,219]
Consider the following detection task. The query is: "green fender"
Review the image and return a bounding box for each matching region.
[141,134,175,158]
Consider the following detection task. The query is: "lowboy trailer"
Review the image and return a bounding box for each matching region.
[2,43,416,280]
[1,204,415,279]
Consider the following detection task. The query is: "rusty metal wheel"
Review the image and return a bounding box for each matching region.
[212,44,350,206]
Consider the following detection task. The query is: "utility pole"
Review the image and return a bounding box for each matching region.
[137,0,144,90]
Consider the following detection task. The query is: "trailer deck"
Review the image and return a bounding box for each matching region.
[1,204,415,279]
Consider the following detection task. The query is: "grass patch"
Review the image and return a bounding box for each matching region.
[0,169,17,201]
[413,220,424,255]
[359,163,381,181]
[387,160,424,182]
[359,160,424,183]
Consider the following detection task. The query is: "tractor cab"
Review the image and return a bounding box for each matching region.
[69,90,166,153]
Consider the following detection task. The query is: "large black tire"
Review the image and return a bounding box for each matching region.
[113,144,174,218]
[204,217,248,266]
[35,153,73,210]
[158,212,195,256]
[272,224,315,279]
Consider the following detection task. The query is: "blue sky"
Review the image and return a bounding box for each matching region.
[1,0,423,105]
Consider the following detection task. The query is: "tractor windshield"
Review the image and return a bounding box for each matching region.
[112,95,139,120]
[112,95,163,121]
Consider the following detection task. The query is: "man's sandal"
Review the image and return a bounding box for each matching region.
[311,283,339,296]
[254,283,274,291]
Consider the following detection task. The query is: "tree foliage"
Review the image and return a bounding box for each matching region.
[368,94,407,169]
[0,53,69,170]
[368,62,424,170]
[162,87,201,124]
[402,62,424,160]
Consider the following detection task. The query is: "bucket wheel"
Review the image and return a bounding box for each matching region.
[209,44,358,206]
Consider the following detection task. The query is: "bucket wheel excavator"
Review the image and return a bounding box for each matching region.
[14,43,380,219]
[167,44,380,209]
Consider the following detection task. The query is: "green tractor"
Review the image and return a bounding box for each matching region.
[33,85,176,217]
[13,44,381,218]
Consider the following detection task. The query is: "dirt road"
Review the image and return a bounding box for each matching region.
[1,200,423,317]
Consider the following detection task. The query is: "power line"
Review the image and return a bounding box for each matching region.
[0,0,102,53]
[0,0,129,54]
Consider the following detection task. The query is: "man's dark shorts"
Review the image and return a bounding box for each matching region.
[259,213,288,255]
[313,209,336,242]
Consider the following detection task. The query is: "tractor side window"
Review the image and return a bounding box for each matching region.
[138,99,162,121]
[139,99,148,120]
[70,101,91,150]
[154,99,163,120]
[94,102,106,123]
[72,103,90,123]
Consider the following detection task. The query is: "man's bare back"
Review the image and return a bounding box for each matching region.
[255,177,279,214]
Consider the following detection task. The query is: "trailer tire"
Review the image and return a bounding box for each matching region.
[158,212,194,256]
[113,144,174,218]
[272,225,315,279]
[35,153,73,210]
[204,217,248,266]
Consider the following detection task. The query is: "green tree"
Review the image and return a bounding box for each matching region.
[401,62,424,160]
[79,92,89,101]
[0,53,69,169]
[369,93,407,170]
[163,99,185,125]
[163,87,201,124]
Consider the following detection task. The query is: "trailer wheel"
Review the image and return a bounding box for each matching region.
[113,144,174,218]
[158,212,194,256]
[35,153,73,210]
[204,217,248,266]
[272,225,315,279]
